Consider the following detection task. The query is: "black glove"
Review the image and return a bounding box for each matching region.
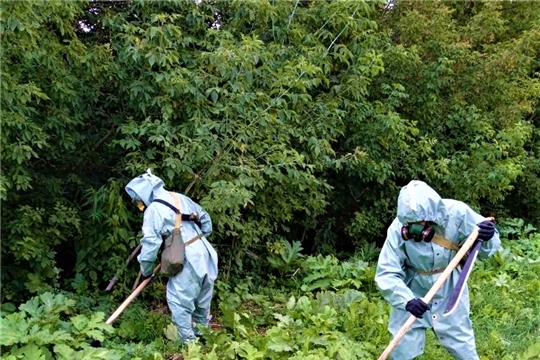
[190,213,202,229]
[405,298,430,318]
[141,272,154,283]
[477,220,495,241]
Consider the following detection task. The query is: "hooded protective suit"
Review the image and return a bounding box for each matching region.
[375,180,500,360]
[125,169,218,343]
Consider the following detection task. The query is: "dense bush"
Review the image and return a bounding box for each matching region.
[1,1,539,306]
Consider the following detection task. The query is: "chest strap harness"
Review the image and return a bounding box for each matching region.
[153,198,203,230]
[432,234,461,251]
[409,235,462,275]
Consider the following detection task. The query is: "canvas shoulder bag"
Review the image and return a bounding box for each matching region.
[160,192,203,277]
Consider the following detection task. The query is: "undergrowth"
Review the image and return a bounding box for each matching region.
[1,219,539,359]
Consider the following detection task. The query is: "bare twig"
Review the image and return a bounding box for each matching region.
[92,125,117,151]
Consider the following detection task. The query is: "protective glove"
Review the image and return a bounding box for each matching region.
[405,298,430,318]
[476,220,495,241]
[190,213,202,229]
[141,272,154,283]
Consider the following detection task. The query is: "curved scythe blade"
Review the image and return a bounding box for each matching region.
[443,240,483,317]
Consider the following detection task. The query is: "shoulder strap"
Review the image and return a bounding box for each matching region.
[153,197,201,229]
[153,199,180,214]
[169,192,182,229]
[432,234,461,251]
[186,234,204,246]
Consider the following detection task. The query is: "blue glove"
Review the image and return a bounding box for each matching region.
[477,220,495,241]
[406,298,430,318]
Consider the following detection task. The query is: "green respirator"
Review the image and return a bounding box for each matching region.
[401,223,435,243]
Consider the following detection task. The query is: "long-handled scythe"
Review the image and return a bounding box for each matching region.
[105,264,161,325]
[377,224,484,360]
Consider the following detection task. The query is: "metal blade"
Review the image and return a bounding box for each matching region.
[442,240,482,317]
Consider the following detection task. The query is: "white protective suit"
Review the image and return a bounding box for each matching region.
[375,180,500,359]
[125,169,218,343]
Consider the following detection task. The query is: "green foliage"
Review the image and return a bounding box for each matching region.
[214,277,289,328]
[0,0,118,300]
[176,255,388,359]
[184,227,540,360]
[76,180,139,288]
[300,255,374,293]
[465,223,540,360]
[2,0,540,314]
[2,228,538,360]
[0,292,120,360]
[191,289,383,359]
[105,0,382,277]
[375,1,540,211]
[267,240,304,275]
[498,218,538,240]
[2,0,540,357]
[518,342,540,360]
[1,203,81,300]
[114,306,171,343]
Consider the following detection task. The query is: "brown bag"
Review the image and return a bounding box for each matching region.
[160,193,202,277]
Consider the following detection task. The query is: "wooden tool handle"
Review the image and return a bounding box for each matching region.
[106,264,161,325]
[132,271,142,291]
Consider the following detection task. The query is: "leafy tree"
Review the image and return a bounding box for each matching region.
[0,0,117,300]
[1,0,539,300]
[336,0,540,243]
[83,0,389,279]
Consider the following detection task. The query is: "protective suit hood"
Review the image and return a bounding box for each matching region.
[397,180,449,228]
[125,169,168,206]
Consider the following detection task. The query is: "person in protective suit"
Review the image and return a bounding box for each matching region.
[375,180,500,360]
[125,169,218,344]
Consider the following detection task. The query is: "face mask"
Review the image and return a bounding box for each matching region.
[401,222,435,243]
[134,199,146,212]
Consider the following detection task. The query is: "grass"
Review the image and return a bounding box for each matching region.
[96,233,540,360]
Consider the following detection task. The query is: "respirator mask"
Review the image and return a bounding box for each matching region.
[401,222,435,243]
[133,197,146,212]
